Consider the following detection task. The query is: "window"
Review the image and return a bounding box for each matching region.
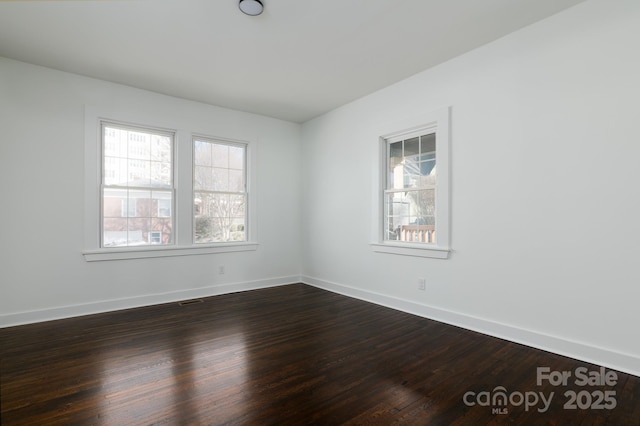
[385,132,436,243]
[372,107,450,259]
[101,122,174,248]
[193,137,247,243]
[84,106,258,261]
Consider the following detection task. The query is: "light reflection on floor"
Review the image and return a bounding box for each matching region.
[97,326,249,424]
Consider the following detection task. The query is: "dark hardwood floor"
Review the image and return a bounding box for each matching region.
[1,284,639,425]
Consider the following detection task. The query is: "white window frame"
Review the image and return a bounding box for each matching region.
[192,136,249,244]
[83,106,258,261]
[371,107,451,259]
[101,121,176,249]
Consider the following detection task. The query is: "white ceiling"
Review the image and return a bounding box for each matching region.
[0,0,586,123]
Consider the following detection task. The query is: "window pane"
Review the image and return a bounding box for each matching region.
[208,193,229,218]
[194,166,212,190]
[123,198,136,217]
[151,135,171,162]
[403,157,422,189]
[385,192,411,240]
[150,161,171,185]
[151,218,172,244]
[103,218,127,247]
[129,189,151,217]
[212,143,229,168]
[194,140,212,166]
[229,169,244,192]
[229,145,244,169]
[104,187,125,218]
[212,168,229,191]
[195,192,231,243]
[412,189,435,226]
[229,194,246,217]
[230,217,246,241]
[193,138,247,244]
[421,133,436,153]
[385,190,436,243]
[127,158,150,185]
[194,192,210,242]
[128,218,150,245]
[101,122,174,248]
[384,132,438,243]
[420,159,436,181]
[420,133,436,180]
[194,217,214,243]
[194,192,219,241]
[389,141,403,159]
[388,142,403,189]
[128,133,150,160]
[152,191,172,218]
[404,137,419,157]
[104,127,127,157]
[104,157,128,186]
[194,191,246,243]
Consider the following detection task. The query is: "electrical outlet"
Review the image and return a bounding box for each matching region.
[418,278,426,291]
[219,265,225,275]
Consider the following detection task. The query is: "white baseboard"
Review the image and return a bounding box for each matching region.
[0,275,300,328]
[302,275,640,378]
[5,275,638,378]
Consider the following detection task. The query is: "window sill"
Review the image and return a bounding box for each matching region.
[83,242,259,262]
[370,242,450,259]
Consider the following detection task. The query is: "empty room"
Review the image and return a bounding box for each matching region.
[1,0,639,424]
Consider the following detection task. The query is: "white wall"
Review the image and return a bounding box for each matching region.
[301,0,640,376]
[0,58,302,325]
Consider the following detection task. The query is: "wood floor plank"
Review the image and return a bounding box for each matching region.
[1,284,638,425]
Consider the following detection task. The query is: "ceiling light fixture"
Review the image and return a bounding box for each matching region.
[239,0,263,16]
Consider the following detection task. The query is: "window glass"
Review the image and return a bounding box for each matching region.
[193,138,247,243]
[101,123,174,247]
[384,132,437,244]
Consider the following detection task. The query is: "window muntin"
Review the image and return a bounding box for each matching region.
[384,132,437,244]
[101,122,174,247]
[193,137,247,243]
